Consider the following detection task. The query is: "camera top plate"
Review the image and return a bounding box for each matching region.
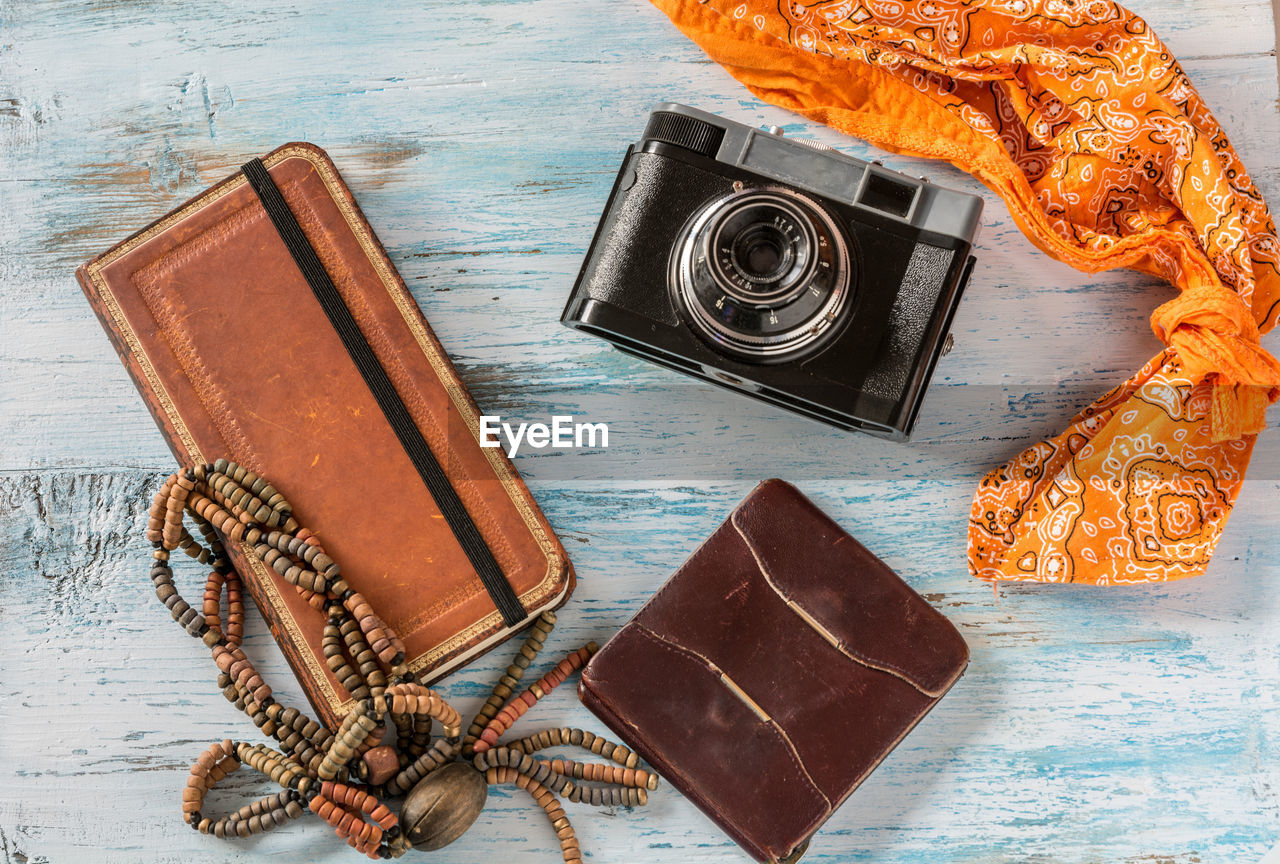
[647,103,983,246]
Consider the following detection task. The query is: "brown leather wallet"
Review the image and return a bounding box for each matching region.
[578,479,968,863]
[77,143,573,728]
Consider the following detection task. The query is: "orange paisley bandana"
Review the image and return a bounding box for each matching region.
[650,0,1280,585]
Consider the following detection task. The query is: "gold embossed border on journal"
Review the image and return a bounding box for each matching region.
[81,169,352,717]
[82,143,568,719]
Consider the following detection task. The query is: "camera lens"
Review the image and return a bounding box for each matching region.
[733,225,788,283]
[706,199,815,306]
[672,187,853,360]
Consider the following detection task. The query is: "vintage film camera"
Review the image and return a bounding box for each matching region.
[561,104,982,440]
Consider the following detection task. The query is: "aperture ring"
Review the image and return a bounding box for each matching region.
[673,187,853,360]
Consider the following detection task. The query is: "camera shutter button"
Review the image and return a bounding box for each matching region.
[766,125,785,136]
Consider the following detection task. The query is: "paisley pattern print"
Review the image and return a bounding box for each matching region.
[651,0,1280,584]
[969,351,1248,584]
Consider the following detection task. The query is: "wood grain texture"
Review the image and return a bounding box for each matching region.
[1,1,1278,862]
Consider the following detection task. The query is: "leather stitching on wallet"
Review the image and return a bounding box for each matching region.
[632,623,833,811]
[729,517,948,698]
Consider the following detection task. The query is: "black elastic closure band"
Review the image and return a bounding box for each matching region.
[241,157,526,628]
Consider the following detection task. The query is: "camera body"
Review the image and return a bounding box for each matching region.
[561,104,982,440]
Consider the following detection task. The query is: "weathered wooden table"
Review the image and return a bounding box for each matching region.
[2,1,1278,862]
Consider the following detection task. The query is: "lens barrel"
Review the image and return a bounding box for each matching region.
[731,223,791,284]
[673,188,852,360]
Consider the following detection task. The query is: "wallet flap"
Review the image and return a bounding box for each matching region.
[581,624,830,863]
[732,479,968,698]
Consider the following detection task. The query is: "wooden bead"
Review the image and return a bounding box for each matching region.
[363,747,396,788]
[400,761,487,850]
[147,460,649,862]
[382,739,459,796]
[472,644,594,754]
[462,611,559,755]
[484,764,584,864]
[314,779,390,854]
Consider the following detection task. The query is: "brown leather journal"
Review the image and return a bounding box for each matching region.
[578,479,967,863]
[77,142,573,729]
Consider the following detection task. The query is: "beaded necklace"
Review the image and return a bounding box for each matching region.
[146,459,656,860]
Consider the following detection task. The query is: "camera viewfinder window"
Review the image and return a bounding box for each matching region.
[861,173,917,218]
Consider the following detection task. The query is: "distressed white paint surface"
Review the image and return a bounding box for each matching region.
[1,1,1278,862]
